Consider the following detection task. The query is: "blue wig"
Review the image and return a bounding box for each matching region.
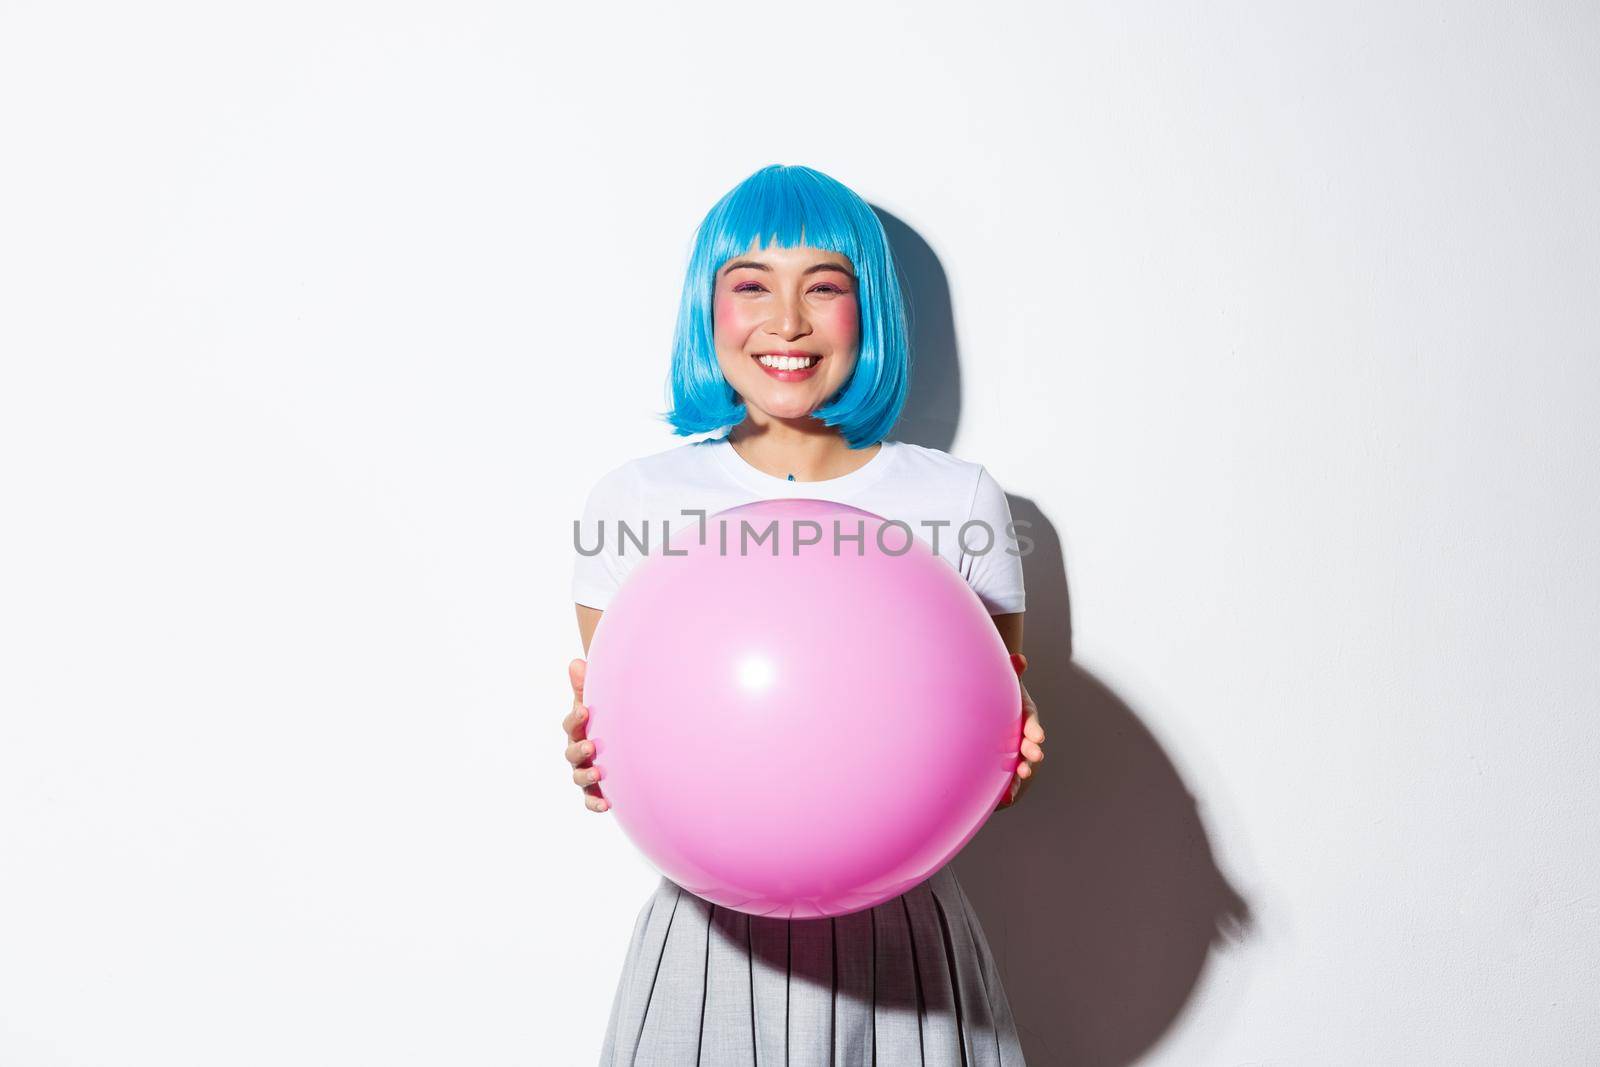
[660,164,910,448]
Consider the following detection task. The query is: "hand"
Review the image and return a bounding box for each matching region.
[563,658,610,813]
[996,653,1044,811]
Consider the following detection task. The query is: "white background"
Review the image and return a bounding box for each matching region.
[3,1,1598,1064]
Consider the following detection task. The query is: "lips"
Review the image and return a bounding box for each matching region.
[752,352,822,380]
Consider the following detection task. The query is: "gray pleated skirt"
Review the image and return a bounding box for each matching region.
[598,862,1026,1066]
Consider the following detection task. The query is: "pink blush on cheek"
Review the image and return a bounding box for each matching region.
[713,292,748,329]
[713,293,751,340]
[819,298,861,347]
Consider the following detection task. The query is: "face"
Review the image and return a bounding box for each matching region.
[711,241,861,423]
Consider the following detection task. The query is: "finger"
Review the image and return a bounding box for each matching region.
[583,782,610,813]
[565,737,595,767]
[565,701,590,744]
[572,764,602,787]
[566,659,585,716]
[567,659,589,736]
[1017,761,1034,779]
[1021,739,1044,763]
[1024,720,1045,744]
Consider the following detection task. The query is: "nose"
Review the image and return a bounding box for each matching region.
[768,293,811,342]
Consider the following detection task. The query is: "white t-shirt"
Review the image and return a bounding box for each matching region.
[572,438,1026,616]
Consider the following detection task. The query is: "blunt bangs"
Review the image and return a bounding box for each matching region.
[660,164,910,448]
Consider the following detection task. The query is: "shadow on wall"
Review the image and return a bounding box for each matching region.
[877,206,1254,1066]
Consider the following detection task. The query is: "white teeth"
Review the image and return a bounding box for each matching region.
[757,354,818,371]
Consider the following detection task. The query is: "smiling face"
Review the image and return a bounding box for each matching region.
[712,241,862,423]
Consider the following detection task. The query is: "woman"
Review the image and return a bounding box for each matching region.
[564,164,1046,1065]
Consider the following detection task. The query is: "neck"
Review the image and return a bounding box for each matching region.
[726,414,880,483]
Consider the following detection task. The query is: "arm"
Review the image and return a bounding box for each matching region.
[576,604,603,656]
[991,612,1023,657]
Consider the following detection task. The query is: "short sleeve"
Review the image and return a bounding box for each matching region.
[571,464,639,611]
[962,465,1027,615]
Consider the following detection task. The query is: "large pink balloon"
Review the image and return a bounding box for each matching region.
[582,498,1021,919]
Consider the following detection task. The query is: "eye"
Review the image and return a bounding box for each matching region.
[731,281,849,295]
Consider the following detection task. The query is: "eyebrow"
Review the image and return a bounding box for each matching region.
[720,259,857,279]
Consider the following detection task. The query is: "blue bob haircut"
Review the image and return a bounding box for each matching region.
[659,164,910,448]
